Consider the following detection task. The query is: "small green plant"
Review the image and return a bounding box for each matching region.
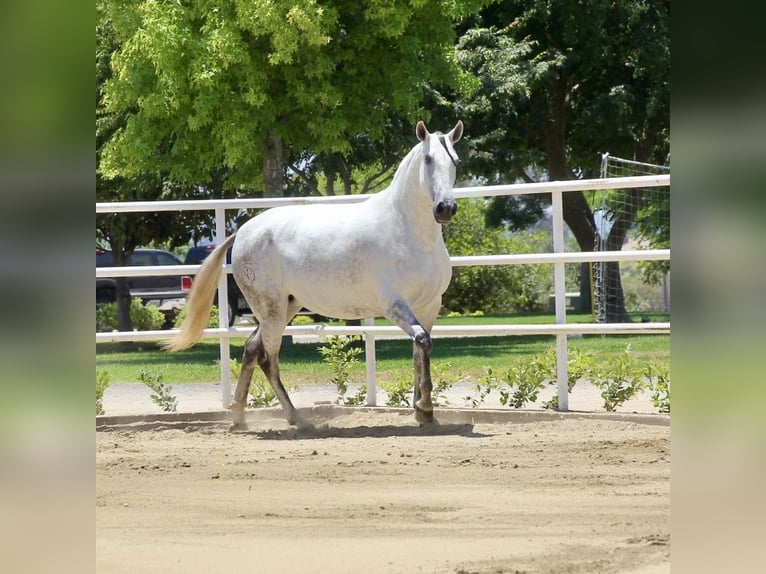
[228,358,279,408]
[383,371,412,407]
[498,350,556,408]
[431,361,461,407]
[591,345,646,412]
[97,298,165,331]
[645,359,670,413]
[346,385,368,406]
[173,304,220,329]
[96,369,111,415]
[290,314,314,326]
[318,335,362,404]
[542,349,595,410]
[464,366,498,407]
[138,369,177,412]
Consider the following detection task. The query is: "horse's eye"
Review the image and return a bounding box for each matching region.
[424,155,433,164]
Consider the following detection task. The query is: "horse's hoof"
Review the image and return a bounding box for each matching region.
[294,418,317,433]
[229,422,249,432]
[414,407,434,424]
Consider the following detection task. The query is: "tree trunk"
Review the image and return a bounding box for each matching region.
[111,242,134,332]
[263,130,284,197]
[544,111,596,314]
[600,189,644,322]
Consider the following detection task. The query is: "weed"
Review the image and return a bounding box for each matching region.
[591,345,646,412]
[96,369,111,415]
[542,349,595,410]
[498,350,555,408]
[431,361,461,406]
[464,367,498,408]
[138,369,177,412]
[227,358,279,408]
[318,335,362,404]
[383,371,412,407]
[645,359,670,413]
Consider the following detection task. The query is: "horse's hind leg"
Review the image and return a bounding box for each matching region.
[230,319,310,430]
[229,329,263,431]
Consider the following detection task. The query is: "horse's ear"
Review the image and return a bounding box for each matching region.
[416,121,429,142]
[449,120,464,144]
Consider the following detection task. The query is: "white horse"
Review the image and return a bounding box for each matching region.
[165,120,463,430]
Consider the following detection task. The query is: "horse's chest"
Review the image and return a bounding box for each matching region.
[392,245,452,297]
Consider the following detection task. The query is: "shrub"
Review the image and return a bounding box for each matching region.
[138,369,177,412]
[442,199,552,314]
[382,371,412,407]
[173,304,221,329]
[228,358,279,408]
[318,335,362,404]
[645,359,670,413]
[542,349,595,410]
[591,345,646,412]
[96,369,111,415]
[97,298,165,331]
[498,350,556,408]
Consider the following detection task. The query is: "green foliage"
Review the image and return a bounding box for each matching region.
[542,349,595,410]
[99,0,488,189]
[318,335,362,404]
[590,345,645,412]
[291,314,315,326]
[498,349,556,408]
[228,358,279,408]
[173,304,221,329]
[97,298,165,331]
[138,369,177,412]
[464,367,499,408]
[431,361,461,407]
[345,385,368,406]
[382,371,412,407]
[645,359,670,413]
[96,369,111,415]
[442,199,552,314]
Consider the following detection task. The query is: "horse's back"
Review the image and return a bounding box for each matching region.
[230,199,451,321]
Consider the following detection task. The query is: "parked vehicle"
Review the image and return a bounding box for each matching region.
[96,248,192,307]
[184,244,248,326]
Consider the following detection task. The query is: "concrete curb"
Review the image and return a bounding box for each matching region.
[96,404,669,428]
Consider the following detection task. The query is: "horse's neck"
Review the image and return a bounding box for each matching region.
[377,151,443,247]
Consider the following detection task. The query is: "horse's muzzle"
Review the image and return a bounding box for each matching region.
[434,200,458,223]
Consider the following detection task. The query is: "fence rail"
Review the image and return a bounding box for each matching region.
[96,174,670,412]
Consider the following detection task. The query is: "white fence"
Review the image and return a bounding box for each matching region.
[96,174,670,411]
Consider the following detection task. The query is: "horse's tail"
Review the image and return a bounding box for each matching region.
[163,233,238,352]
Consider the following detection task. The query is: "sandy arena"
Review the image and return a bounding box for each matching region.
[96,406,669,574]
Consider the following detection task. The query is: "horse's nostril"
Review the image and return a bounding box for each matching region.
[450,203,458,216]
[436,202,445,214]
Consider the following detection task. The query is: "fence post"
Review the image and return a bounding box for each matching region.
[364,317,377,406]
[551,190,569,411]
[215,207,231,409]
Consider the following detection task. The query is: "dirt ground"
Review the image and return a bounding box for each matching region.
[96,408,670,574]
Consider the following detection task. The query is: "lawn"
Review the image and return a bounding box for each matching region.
[96,311,669,386]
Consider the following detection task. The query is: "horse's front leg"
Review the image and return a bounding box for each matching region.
[386,300,435,424]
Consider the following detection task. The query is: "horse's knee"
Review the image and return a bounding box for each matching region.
[414,330,432,354]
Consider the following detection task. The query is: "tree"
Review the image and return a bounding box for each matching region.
[97,7,219,330]
[99,0,488,196]
[450,0,669,320]
[442,199,552,314]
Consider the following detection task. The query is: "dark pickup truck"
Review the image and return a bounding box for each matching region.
[96,248,192,306]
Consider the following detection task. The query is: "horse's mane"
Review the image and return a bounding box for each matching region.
[389,141,423,189]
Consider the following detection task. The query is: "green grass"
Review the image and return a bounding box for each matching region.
[96,312,669,385]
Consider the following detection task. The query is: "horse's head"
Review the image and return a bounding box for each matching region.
[416,120,463,224]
